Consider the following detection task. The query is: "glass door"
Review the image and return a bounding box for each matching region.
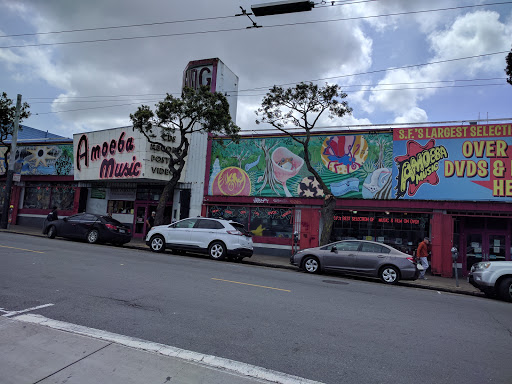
[487,234,506,262]
[133,204,147,238]
[465,231,509,274]
[465,233,483,274]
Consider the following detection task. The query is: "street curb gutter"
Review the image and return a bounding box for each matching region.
[1,229,483,298]
[15,314,323,384]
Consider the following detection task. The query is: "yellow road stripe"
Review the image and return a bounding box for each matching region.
[211,278,291,292]
[0,245,44,254]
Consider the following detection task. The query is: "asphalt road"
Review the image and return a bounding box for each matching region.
[1,232,511,384]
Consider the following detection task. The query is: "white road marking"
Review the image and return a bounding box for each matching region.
[15,314,322,384]
[2,303,54,317]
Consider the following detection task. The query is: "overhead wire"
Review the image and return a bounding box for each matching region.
[1,2,510,49]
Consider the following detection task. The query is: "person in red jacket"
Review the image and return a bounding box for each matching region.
[417,237,430,279]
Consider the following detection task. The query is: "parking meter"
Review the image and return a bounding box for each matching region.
[292,231,299,255]
[451,247,459,287]
[451,247,458,260]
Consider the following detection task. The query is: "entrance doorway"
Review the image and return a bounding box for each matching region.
[133,203,172,239]
[464,230,509,275]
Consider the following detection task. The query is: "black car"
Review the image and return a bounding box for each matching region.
[43,213,132,245]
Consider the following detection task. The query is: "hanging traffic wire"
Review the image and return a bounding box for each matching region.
[236,7,262,28]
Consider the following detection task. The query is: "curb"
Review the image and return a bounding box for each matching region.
[397,281,485,297]
[1,229,482,297]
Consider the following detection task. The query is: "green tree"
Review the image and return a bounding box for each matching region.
[130,86,240,226]
[506,48,512,86]
[255,82,352,245]
[0,92,30,172]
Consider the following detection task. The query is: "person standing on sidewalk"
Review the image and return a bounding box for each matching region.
[417,237,430,280]
[145,211,156,237]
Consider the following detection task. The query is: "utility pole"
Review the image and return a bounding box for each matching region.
[0,94,21,229]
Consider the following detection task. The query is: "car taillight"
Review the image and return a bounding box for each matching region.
[406,257,416,264]
[227,230,243,236]
[105,223,117,230]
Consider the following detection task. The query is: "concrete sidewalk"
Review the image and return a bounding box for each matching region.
[1,224,483,297]
[0,314,319,384]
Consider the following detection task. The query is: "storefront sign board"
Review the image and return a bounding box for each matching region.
[73,126,186,182]
[393,124,512,201]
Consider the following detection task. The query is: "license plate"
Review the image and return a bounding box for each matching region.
[119,229,125,233]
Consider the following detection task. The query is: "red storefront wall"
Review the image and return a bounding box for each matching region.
[430,212,454,277]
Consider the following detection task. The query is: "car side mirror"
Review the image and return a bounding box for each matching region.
[331,246,337,253]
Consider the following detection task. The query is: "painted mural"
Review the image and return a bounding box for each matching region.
[209,132,394,199]
[393,124,512,201]
[0,144,74,176]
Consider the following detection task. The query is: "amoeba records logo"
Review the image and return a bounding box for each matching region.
[395,139,448,198]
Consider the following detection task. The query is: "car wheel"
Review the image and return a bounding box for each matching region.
[380,265,399,284]
[150,235,165,253]
[497,277,512,302]
[47,225,56,239]
[209,241,226,261]
[87,229,99,244]
[302,256,320,274]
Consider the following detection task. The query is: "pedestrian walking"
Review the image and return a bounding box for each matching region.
[43,206,58,234]
[145,211,156,237]
[417,237,430,279]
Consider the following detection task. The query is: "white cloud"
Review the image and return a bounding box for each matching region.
[393,107,428,124]
[365,10,512,123]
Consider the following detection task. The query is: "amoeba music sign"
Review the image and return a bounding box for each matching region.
[73,126,186,182]
[393,124,512,201]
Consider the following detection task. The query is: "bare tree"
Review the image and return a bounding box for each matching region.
[256,82,352,245]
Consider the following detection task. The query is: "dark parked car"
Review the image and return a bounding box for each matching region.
[43,213,132,245]
[290,240,421,284]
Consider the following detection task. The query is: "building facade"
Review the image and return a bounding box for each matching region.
[202,125,512,277]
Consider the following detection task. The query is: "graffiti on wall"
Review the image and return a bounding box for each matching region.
[209,132,394,199]
[0,144,74,176]
[393,124,512,201]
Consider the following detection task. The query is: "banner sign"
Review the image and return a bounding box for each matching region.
[393,124,512,201]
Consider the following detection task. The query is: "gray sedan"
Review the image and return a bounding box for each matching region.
[290,240,420,284]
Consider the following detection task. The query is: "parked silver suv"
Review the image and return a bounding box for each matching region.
[469,261,512,302]
[146,217,253,261]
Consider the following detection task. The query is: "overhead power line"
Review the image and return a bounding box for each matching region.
[0,0,485,39]
[240,51,510,91]
[25,77,507,102]
[1,2,510,49]
[0,15,237,38]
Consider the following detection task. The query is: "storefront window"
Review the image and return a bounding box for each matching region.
[23,183,76,210]
[207,205,293,239]
[208,205,249,229]
[0,183,5,206]
[108,200,135,214]
[50,186,75,211]
[330,211,430,255]
[136,186,164,201]
[250,207,293,238]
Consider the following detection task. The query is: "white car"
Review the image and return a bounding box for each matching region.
[146,217,253,261]
[468,261,512,302]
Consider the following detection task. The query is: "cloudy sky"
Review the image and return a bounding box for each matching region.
[1,0,511,138]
